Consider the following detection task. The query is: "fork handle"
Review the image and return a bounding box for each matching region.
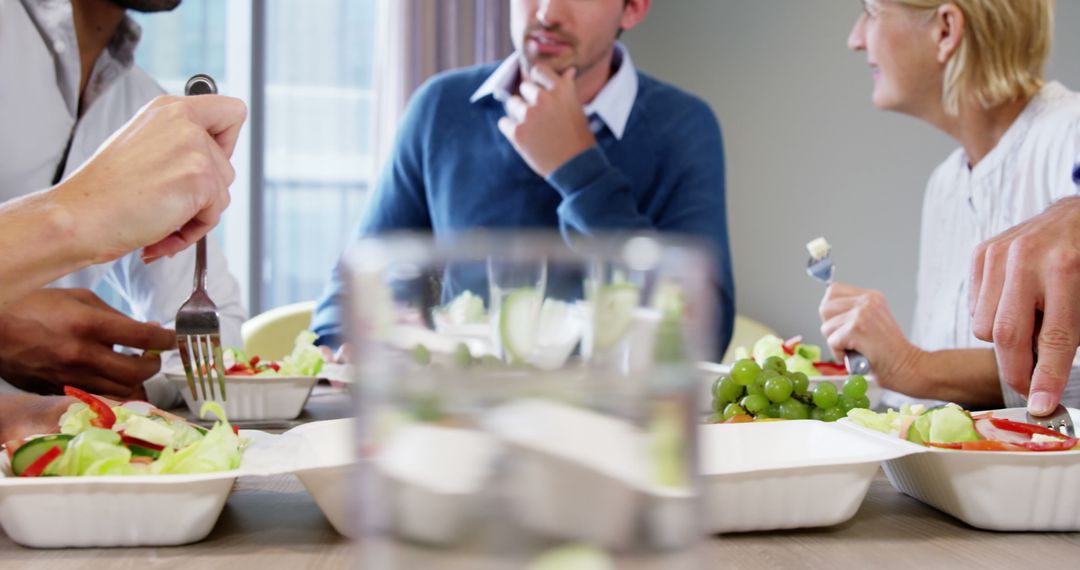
[193,237,208,291]
[845,350,871,376]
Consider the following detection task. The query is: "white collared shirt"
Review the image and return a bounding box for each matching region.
[886,81,1080,410]
[0,0,246,406]
[470,43,639,140]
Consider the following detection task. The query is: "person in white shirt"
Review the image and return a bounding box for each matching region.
[0,92,247,442]
[0,0,245,405]
[817,0,1080,411]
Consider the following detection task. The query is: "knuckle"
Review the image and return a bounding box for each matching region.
[56,342,84,366]
[991,318,1025,349]
[1038,325,1079,354]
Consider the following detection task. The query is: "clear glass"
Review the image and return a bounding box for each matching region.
[346,232,714,569]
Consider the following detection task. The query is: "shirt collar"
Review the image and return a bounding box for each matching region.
[20,0,142,116]
[470,43,639,140]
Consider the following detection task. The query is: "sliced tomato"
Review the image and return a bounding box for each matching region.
[249,356,261,367]
[814,362,848,376]
[268,362,280,372]
[63,386,116,429]
[19,445,62,477]
[960,440,1028,452]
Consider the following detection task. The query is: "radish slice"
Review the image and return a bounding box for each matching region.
[121,401,154,416]
[974,417,1031,444]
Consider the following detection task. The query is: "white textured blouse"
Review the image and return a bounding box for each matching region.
[886,81,1080,410]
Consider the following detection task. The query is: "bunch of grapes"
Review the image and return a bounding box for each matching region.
[709,357,870,422]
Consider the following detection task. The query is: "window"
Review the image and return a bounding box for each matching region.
[132,0,377,314]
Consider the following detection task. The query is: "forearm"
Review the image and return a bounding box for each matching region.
[893,348,1003,407]
[0,190,93,307]
[548,147,653,234]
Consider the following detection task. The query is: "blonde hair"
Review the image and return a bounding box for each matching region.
[894,0,1054,114]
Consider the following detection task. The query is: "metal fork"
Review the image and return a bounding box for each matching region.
[805,237,871,376]
[1026,404,1076,438]
[175,74,226,403]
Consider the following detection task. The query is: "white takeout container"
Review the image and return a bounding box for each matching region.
[699,420,918,533]
[697,361,883,413]
[0,429,282,548]
[284,418,361,538]
[165,368,318,421]
[374,423,499,546]
[843,408,1080,531]
[485,399,695,550]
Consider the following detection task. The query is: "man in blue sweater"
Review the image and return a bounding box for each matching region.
[312,0,735,359]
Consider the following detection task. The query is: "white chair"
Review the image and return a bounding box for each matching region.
[241,301,317,360]
[720,315,779,364]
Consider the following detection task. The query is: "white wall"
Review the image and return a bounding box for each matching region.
[625,1,1080,349]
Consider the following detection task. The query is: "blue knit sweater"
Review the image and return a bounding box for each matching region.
[312,62,735,358]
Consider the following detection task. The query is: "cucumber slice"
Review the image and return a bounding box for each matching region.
[128,444,162,460]
[498,288,543,364]
[11,434,73,476]
[592,283,641,351]
[529,299,584,370]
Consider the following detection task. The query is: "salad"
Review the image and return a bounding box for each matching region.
[3,386,245,477]
[734,334,848,377]
[849,404,1080,452]
[222,331,325,377]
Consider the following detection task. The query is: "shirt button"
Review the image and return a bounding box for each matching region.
[54,41,65,53]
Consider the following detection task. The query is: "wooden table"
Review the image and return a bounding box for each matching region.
[4,387,1080,569]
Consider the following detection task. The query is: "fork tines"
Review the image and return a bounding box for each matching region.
[178,334,226,402]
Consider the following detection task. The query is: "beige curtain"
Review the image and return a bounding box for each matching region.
[371,0,512,174]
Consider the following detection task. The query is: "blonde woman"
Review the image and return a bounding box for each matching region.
[818,0,1080,410]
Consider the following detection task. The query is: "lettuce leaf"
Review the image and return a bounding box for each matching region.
[278,330,324,377]
[48,428,134,476]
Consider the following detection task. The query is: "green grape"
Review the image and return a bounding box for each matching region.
[766,403,781,418]
[762,355,787,374]
[722,402,746,421]
[740,394,770,415]
[712,395,728,413]
[838,395,858,413]
[731,359,761,386]
[706,412,724,423]
[778,399,809,420]
[789,372,810,396]
[810,407,826,421]
[854,395,871,410]
[453,342,474,368]
[764,375,794,403]
[756,368,780,385]
[812,382,839,409]
[745,379,766,397]
[412,343,432,366]
[713,376,743,404]
[821,406,845,422]
[842,374,868,399]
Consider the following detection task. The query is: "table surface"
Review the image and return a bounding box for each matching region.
[3,386,1080,569]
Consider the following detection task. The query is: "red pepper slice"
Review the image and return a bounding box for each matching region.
[20,445,62,477]
[63,386,116,429]
[232,425,240,435]
[926,441,962,449]
[988,418,1077,442]
[782,336,802,356]
[249,356,261,367]
[813,362,848,376]
[119,433,165,452]
[269,362,280,372]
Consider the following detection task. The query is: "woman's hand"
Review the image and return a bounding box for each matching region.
[819,282,923,392]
